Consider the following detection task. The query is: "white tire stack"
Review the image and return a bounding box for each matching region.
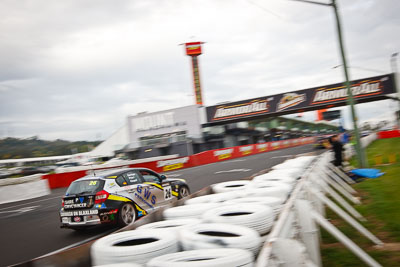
[224,196,283,216]
[212,180,251,193]
[147,248,254,267]
[137,218,201,231]
[185,191,242,205]
[272,156,315,171]
[253,170,300,183]
[249,180,293,194]
[163,203,218,220]
[252,175,297,186]
[179,223,261,255]
[202,204,275,235]
[95,264,143,267]
[244,187,290,200]
[91,229,179,266]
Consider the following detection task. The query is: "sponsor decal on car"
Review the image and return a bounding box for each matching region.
[100,209,118,215]
[63,199,87,209]
[95,203,107,209]
[60,209,99,217]
[213,148,234,160]
[134,185,156,208]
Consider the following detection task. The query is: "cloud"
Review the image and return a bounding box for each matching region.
[0,0,399,141]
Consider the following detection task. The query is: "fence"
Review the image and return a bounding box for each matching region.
[256,151,383,267]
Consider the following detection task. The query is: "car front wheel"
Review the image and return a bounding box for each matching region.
[118,203,136,227]
[178,186,190,199]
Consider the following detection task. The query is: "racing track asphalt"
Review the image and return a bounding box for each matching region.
[0,144,321,267]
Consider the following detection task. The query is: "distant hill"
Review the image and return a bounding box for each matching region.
[0,136,102,159]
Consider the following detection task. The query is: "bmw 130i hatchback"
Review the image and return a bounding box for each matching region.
[59,168,190,230]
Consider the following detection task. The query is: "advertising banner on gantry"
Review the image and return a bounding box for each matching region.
[206,74,396,124]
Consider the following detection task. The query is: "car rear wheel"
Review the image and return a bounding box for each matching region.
[178,186,190,199]
[118,203,136,227]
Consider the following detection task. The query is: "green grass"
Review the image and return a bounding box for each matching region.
[321,137,400,266]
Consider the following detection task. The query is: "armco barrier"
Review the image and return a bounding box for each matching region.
[41,137,315,189]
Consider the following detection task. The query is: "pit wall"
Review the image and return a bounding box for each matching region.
[42,137,316,189]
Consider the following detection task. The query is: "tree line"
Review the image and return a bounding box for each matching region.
[0,136,101,159]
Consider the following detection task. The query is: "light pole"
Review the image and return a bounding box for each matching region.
[391,52,400,127]
[288,0,368,167]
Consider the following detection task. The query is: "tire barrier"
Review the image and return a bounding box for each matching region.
[251,174,298,186]
[243,187,290,199]
[179,223,262,256]
[91,229,179,266]
[184,191,242,205]
[137,218,202,231]
[163,203,219,220]
[95,263,143,267]
[249,181,293,194]
[211,180,251,193]
[256,168,302,179]
[147,248,254,267]
[22,154,323,266]
[224,197,283,216]
[202,204,275,235]
[272,156,316,170]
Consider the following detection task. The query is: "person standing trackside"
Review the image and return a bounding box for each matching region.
[329,134,344,167]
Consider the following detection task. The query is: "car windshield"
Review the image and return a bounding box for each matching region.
[66,179,104,196]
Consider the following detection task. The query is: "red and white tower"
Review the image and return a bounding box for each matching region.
[184,42,204,106]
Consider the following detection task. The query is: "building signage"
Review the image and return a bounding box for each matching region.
[206,74,395,124]
[133,112,174,132]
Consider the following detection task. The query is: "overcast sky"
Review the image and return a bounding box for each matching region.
[0,0,399,141]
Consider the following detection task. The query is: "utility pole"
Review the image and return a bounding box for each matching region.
[289,0,368,167]
[331,0,367,167]
[391,52,400,127]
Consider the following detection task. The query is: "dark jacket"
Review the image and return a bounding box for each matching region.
[331,140,343,166]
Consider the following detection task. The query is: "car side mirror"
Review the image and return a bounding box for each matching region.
[160,174,167,180]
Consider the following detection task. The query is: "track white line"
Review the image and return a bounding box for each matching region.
[215,169,252,174]
[0,195,63,211]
